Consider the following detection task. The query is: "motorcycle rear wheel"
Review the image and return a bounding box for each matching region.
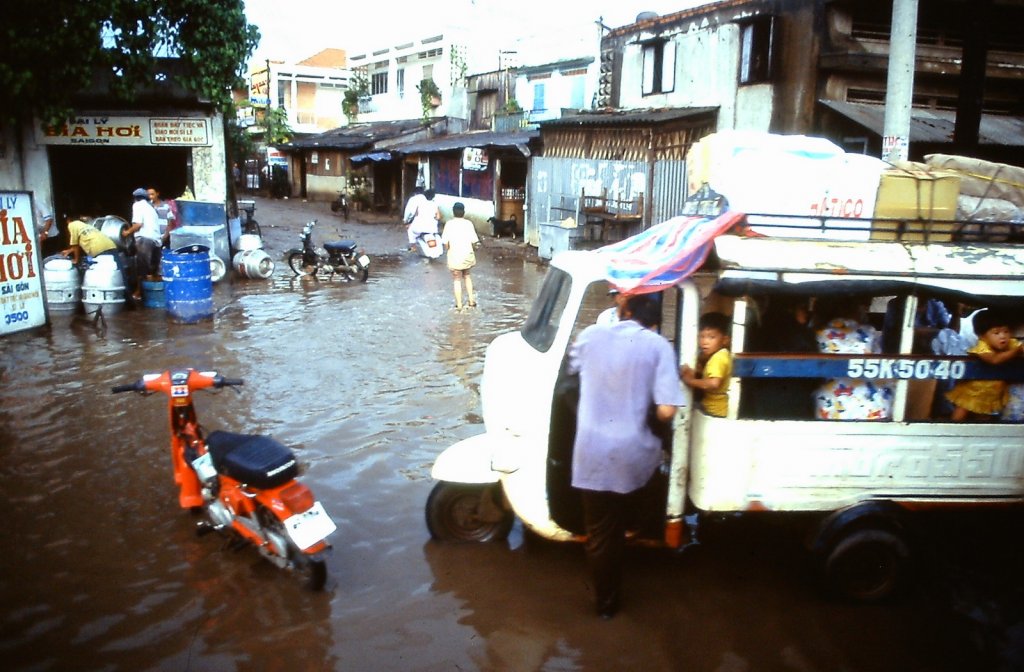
[258,505,328,590]
[337,260,369,282]
[291,549,328,591]
[288,252,318,276]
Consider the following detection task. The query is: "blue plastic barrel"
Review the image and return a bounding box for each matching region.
[161,248,214,323]
[140,279,166,309]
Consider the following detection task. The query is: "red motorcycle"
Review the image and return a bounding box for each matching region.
[113,369,336,590]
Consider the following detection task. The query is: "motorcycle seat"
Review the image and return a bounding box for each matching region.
[324,240,358,254]
[205,430,298,489]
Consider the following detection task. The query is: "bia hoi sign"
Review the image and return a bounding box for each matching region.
[36,115,211,146]
[0,192,46,335]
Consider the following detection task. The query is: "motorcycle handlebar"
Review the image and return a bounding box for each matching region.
[217,378,244,388]
[111,382,142,394]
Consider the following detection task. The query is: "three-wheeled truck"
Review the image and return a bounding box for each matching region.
[425,214,1024,601]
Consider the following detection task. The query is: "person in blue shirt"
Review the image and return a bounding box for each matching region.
[567,292,685,618]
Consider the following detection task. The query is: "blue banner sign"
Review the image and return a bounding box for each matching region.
[733,354,1024,382]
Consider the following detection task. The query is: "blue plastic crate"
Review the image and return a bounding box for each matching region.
[176,200,226,227]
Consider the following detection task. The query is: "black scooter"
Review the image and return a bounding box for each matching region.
[286,220,369,282]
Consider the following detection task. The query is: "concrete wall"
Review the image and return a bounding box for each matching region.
[306,174,345,202]
[433,193,495,236]
[0,123,56,219]
[191,112,227,202]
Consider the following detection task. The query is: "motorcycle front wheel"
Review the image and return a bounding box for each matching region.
[288,252,318,276]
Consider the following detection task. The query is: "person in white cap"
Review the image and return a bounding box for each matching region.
[123,187,161,300]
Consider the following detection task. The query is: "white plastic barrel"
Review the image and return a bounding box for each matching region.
[81,255,126,315]
[43,257,80,312]
[236,233,264,251]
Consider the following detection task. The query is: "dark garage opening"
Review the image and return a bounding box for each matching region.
[48,145,191,227]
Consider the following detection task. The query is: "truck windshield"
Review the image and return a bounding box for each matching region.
[522,267,571,352]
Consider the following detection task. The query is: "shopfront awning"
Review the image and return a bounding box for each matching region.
[350,151,393,162]
[820,100,1024,146]
[389,129,539,156]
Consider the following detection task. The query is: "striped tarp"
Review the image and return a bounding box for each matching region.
[598,210,747,294]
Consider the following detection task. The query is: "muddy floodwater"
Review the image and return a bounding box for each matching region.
[1,198,1019,671]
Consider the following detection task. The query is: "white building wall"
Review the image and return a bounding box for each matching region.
[268,63,349,133]
[514,65,596,122]
[617,22,774,132]
[349,28,494,124]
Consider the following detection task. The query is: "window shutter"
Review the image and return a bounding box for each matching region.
[642,44,656,95]
[662,41,676,92]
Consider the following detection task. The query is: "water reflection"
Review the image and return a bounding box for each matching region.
[0,250,538,670]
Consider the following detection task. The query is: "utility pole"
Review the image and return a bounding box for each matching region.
[881,0,919,164]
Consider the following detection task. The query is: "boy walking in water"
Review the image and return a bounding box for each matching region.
[681,312,733,417]
[441,202,480,310]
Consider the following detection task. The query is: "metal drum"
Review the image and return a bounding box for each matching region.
[232,249,275,279]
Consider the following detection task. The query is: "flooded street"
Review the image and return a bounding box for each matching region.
[0,197,1014,671]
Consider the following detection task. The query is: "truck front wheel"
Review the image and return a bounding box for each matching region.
[426,482,513,543]
[823,528,910,602]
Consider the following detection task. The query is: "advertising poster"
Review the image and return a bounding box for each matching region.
[0,192,46,336]
[462,147,489,171]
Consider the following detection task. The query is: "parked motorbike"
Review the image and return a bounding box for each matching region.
[287,220,369,281]
[330,191,349,220]
[112,369,336,590]
[414,231,444,260]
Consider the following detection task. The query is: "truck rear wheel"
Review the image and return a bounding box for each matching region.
[823,528,910,602]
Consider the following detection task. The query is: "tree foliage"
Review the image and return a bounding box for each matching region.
[1,0,260,124]
[342,71,369,123]
[262,106,293,145]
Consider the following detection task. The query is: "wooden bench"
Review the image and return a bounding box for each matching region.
[580,189,644,243]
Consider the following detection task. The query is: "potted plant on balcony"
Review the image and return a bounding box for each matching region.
[416,78,442,121]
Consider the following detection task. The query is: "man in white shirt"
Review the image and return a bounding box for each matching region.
[405,188,440,250]
[124,187,161,300]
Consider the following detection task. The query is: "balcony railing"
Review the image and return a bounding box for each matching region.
[494,111,538,133]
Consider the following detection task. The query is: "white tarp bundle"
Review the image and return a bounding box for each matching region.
[686,130,888,240]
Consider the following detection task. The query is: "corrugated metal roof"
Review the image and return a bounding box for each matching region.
[820,100,1024,146]
[607,0,761,38]
[390,129,539,154]
[280,119,437,151]
[539,107,718,128]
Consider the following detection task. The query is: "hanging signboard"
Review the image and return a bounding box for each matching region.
[35,116,211,146]
[462,147,489,171]
[0,192,46,336]
[250,68,271,107]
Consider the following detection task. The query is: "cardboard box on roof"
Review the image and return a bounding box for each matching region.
[871,163,961,242]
